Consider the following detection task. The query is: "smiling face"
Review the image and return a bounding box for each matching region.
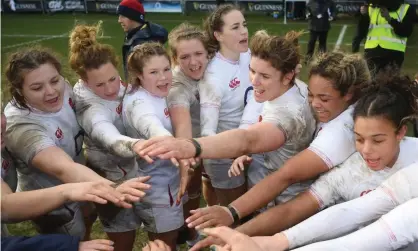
[175,38,209,81]
[354,116,406,171]
[249,56,293,102]
[308,74,353,123]
[215,10,249,55]
[22,63,65,113]
[138,55,172,97]
[84,62,121,101]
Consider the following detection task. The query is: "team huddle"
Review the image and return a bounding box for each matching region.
[1,3,418,251]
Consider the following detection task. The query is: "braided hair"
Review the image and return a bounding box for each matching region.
[354,69,418,130]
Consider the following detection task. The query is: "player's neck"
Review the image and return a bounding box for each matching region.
[219,47,240,62]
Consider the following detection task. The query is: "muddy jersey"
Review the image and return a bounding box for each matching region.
[167,66,201,138]
[260,80,316,203]
[4,83,84,192]
[74,80,137,181]
[1,149,17,192]
[310,137,418,210]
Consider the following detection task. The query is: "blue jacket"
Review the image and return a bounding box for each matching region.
[122,21,168,80]
[2,235,80,251]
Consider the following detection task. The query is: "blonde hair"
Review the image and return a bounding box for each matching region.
[309,51,371,103]
[250,30,303,78]
[127,42,170,90]
[69,21,118,80]
[168,22,210,64]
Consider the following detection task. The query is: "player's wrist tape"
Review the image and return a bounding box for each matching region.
[227,205,240,224]
[188,138,202,158]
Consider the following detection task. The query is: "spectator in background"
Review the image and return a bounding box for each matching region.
[357,0,415,74]
[117,0,168,80]
[305,0,336,63]
[351,2,368,53]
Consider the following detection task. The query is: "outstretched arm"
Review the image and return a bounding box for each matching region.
[293,197,418,251]
[283,188,397,249]
[1,179,124,223]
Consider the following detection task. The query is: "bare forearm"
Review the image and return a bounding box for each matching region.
[231,172,290,217]
[197,129,250,159]
[236,192,320,236]
[1,184,68,222]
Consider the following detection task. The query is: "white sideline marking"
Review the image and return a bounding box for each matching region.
[334,24,347,50]
[3,33,68,50]
[2,34,113,50]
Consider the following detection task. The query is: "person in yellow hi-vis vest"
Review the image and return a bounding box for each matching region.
[356,0,415,74]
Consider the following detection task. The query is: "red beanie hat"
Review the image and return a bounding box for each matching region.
[117,0,145,23]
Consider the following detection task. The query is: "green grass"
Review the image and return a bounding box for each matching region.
[1,12,417,249]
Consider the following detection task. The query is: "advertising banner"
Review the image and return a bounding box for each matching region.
[86,0,119,12]
[142,1,182,13]
[247,2,284,12]
[3,0,43,12]
[44,0,86,12]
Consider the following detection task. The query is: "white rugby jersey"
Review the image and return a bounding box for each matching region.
[308,105,356,169]
[4,83,84,191]
[238,87,265,187]
[167,66,201,138]
[199,50,252,136]
[1,149,17,191]
[309,137,418,210]
[292,197,418,251]
[285,162,418,250]
[260,80,316,203]
[123,87,172,141]
[199,50,252,169]
[73,80,138,181]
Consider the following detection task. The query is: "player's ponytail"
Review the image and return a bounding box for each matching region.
[69,22,118,80]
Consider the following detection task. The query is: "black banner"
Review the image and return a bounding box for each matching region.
[3,0,44,12]
[246,2,284,12]
[44,0,86,12]
[335,1,363,14]
[86,0,118,12]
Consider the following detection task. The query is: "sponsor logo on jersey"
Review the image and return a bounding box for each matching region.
[55,127,64,140]
[229,77,241,90]
[360,189,373,196]
[116,103,122,115]
[2,159,10,172]
[258,115,263,122]
[68,98,75,111]
[164,108,170,118]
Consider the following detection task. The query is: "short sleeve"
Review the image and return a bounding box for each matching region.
[308,125,356,169]
[262,106,306,142]
[309,169,342,210]
[379,163,418,205]
[125,96,171,139]
[5,121,55,165]
[167,85,193,109]
[199,74,224,109]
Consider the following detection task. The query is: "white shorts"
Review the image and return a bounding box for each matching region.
[134,159,184,233]
[203,159,245,189]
